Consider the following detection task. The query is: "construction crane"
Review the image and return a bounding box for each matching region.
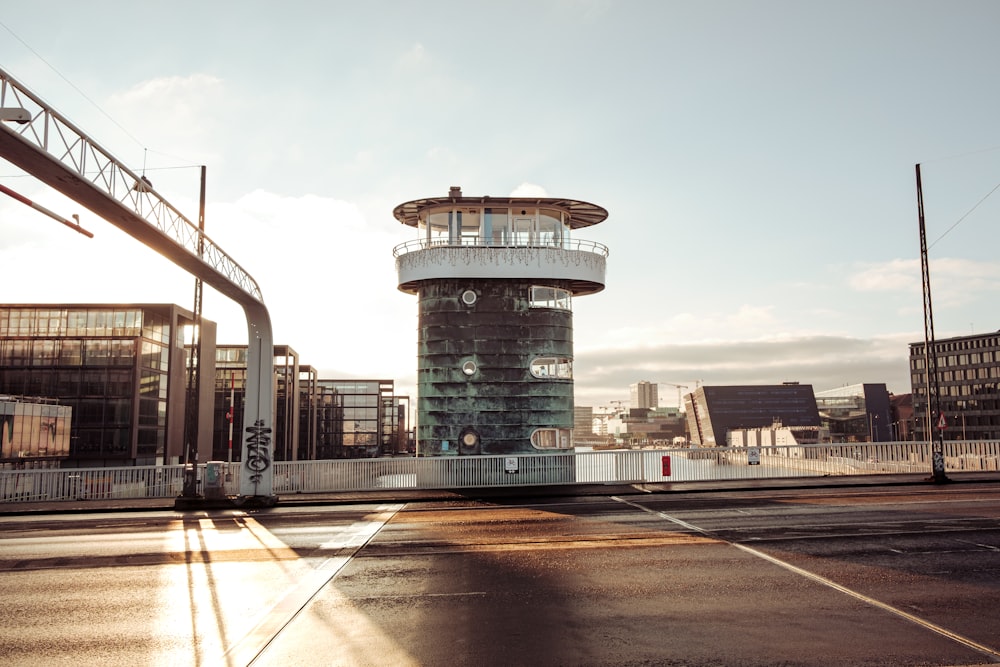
[659,383,689,411]
[594,400,625,433]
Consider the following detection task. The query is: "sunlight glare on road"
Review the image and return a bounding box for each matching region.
[151,510,418,666]
[154,515,314,663]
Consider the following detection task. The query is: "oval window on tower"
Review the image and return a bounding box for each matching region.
[529,286,571,310]
[530,428,572,450]
[530,357,573,379]
[461,289,477,306]
[462,360,478,376]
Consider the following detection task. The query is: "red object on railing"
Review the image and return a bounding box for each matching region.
[662,455,671,477]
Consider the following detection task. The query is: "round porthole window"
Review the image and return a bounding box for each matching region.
[462,360,477,375]
[461,289,477,305]
[459,427,481,453]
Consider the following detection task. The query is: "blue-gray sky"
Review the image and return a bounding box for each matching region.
[2,1,999,409]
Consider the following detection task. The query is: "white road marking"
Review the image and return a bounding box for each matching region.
[612,495,1000,662]
[218,503,404,666]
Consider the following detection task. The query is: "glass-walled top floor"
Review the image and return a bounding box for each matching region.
[419,206,570,247]
[393,194,609,294]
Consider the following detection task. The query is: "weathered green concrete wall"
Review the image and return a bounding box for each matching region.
[416,278,574,456]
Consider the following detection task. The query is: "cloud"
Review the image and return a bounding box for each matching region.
[199,190,416,381]
[104,75,229,167]
[510,182,549,197]
[109,74,223,115]
[573,333,914,407]
[554,0,613,21]
[849,257,1000,309]
[425,146,458,164]
[0,184,189,303]
[396,43,429,70]
[849,258,919,292]
[576,304,793,351]
[1,185,418,395]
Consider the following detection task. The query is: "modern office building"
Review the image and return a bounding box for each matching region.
[606,407,687,446]
[573,405,609,447]
[0,304,411,468]
[211,346,402,461]
[314,379,398,459]
[385,394,412,456]
[889,393,915,442]
[630,381,658,410]
[300,379,408,459]
[393,187,608,456]
[909,331,1000,441]
[814,383,893,442]
[211,344,301,463]
[573,405,594,436]
[298,364,320,461]
[0,304,216,466]
[684,384,822,447]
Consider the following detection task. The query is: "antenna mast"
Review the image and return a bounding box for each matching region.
[916,163,949,483]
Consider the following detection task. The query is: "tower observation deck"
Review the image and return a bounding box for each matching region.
[393,187,608,456]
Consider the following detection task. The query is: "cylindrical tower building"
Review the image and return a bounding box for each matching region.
[393,187,608,456]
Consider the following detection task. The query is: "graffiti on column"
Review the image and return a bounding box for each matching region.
[244,419,272,483]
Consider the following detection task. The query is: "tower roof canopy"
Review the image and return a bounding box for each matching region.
[393,191,608,229]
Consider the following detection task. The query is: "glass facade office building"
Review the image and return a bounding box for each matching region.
[0,304,216,466]
[3,305,409,468]
[212,345,301,463]
[314,380,397,459]
[209,350,402,461]
[814,383,893,442]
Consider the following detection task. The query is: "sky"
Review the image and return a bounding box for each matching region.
[2,0,1000,411]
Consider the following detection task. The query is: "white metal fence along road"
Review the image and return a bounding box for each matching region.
[2,441,998,504]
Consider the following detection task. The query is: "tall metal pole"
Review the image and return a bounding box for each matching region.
[916,163,949,483]
[181,166,207,496]
[228,371,234,464]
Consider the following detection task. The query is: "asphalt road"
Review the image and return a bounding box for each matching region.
[1,483,998,666]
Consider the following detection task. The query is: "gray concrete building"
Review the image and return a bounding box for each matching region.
[910,330,1000,441]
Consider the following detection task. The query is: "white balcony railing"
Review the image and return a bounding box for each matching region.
[393,236,609,258]
[394,237,609,294]
[3,442,998,503]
